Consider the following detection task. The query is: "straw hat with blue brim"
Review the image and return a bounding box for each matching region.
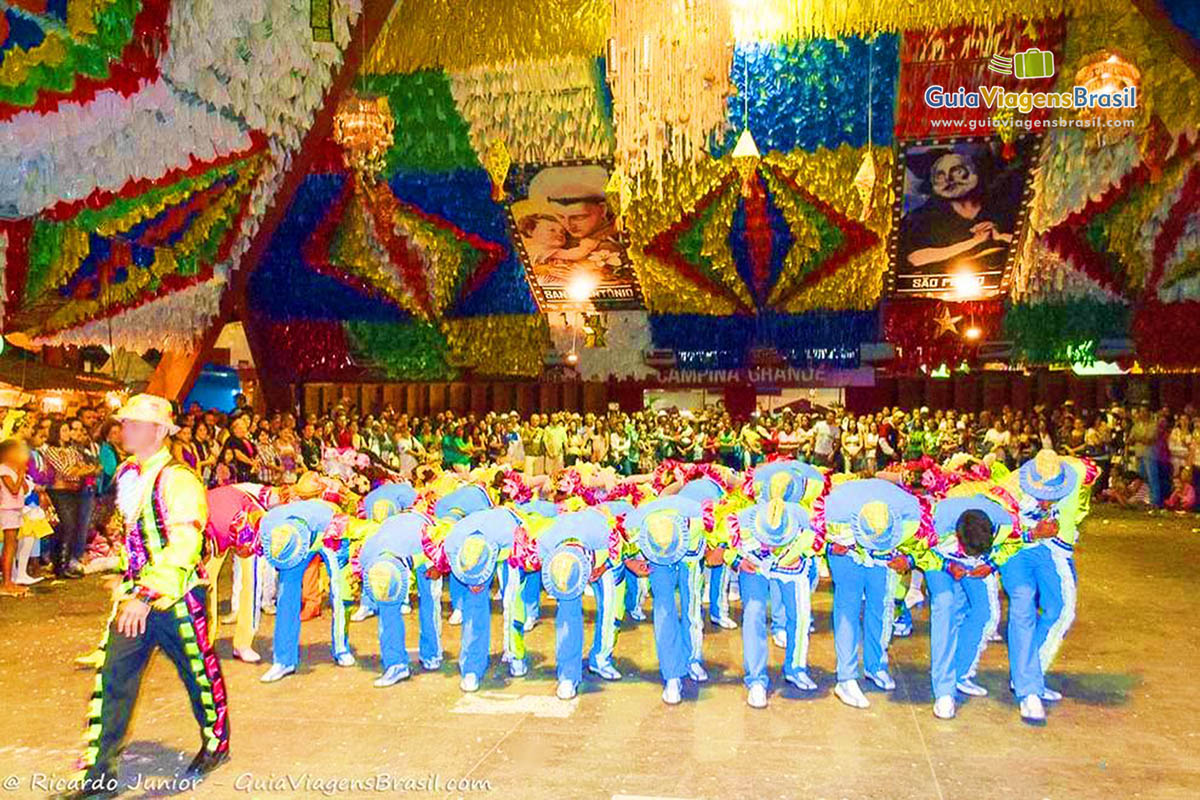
[537,509,612,557]
[444,508,521,586]
[363,482,417,522]
[1018,449,1079,502]
[434,485,493,521]
[738,499,810,549]
[754,461,824,503]
[515,500,559,519]
[933,496,1011,537]
[626,497,702,566]
[537,510,611,600]
[678,476,725,502]
[259,500,334,571]
[598,499,635,520]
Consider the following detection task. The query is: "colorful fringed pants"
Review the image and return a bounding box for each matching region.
[77,587,229,780]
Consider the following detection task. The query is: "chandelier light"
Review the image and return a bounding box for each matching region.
[333,92,395,176]
[1074,51,1140,146]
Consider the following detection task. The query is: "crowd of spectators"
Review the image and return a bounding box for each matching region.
[2,392,1196,597]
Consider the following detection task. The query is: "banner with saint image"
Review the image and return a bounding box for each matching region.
[506,161,644,310]
[890,136,1038,299]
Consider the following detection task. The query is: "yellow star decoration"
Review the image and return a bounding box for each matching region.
[933,306,963,336]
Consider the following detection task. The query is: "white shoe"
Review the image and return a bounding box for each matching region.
[449,609,463,625]
[747,684,768,709]
[867,670,895,691]
[374,664,410,687]
[260,663,296,683]
[956,678,988,697]
[711,616,738,630]
[509,659,528,678]
[785,671,817,691]
[233,648,262,664]
[688,663,709,682]
[1019,694,1046,723]
[460,673,480,692]
[933,695,956,720]
[1041,687,1063,702]
[662,678,682,705]
[904,587,925,608]
[335,652,356,667]
[987,631,1003,642]
[523,617,539,633]
[350,606,375,622]
[772,631,787,648]
[12,573,43,585]
[400,604,412,615]
[556,679,577,700]
[588,663,622,681]
[834,680,870,709]
[420,657,442,671]
[629,609,647,621]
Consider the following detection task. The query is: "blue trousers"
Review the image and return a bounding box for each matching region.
[706,564,730,621]
[619,565,645,619]
[522,569,543,622]
[1027,543,1077,675]
[449,574,465,614]
[554,596,585,684]
[588,569,619,670]
[769,580,786,636]
[272,549,352,669]
[647,562,699,682]
[1141,455,1166,507]
[1000,545,1064,699]
[378,571,443,669]
[456,577,492,678]
[827,553,896,682]
[739,564,813,689]
[926,568,993,699]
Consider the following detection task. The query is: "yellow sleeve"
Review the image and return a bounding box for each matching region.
[136,466,207,608]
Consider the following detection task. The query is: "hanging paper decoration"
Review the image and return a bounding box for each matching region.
[882,299,1004,370]
[607,0,732,188]
[443,315,548,377]
[359,72,481,175]
[366,0,609,75]
[1004,299,1129,364]
[345,320,458,381]
[852,151,877,222]
[0,0,169,119]
[716,38,898,156]
[482,140,511,202]
[896,17,1066,140]
[450,58,614,166]
[161,0,358,147]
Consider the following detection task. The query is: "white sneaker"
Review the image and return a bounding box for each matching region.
[1041,687,1063,702]
[746,684,768,709]
[588,663,622,681]
[711,616,738,630]
[556,679,577,700]
[523,617,539,633]
[350,605,375,623]
[933,695,956,720]
[1019,694,1046,723]
[630,609,647,621]
[260,663,296,683]
[233,648,262,664]
[420,657,443,671]
[867,670,896,691]
[335,652,356,667]
[374,664,410,687]
[460,673,480,692]
[834,680,870,709]
[688,663,709,682]
[400,604,412,615]
[449,608,463,625]
[12,573,43,585]
[956,678,988,697]
[904,587,925,608]
[662,678,682,705]
[785,671,817,691]
[772,631,787,648]
[509,659,528,678]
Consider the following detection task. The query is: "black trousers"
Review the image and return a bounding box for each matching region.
[79,587,230,779]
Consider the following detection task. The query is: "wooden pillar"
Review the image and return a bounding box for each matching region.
[516,384,535,417]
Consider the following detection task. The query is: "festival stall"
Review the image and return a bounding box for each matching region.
[2,0,1200,407]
